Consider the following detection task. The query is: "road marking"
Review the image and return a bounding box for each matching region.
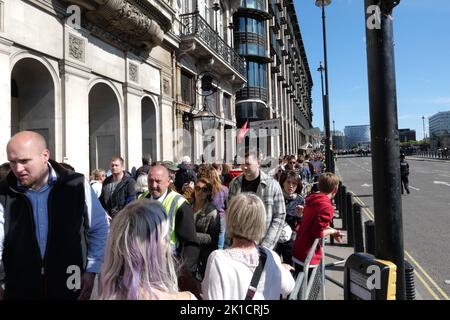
[344,158,372,173]
[409,186,420,191]
[404,251,450,300]
[350,191,449,300]
[445,280,450,285]
[411,268,440,300]
[361,183,372,188]
[433,181,450,187]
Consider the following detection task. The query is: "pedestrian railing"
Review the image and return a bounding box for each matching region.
[414,151,449,160]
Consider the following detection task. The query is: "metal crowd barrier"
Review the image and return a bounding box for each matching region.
[289,238,326,300]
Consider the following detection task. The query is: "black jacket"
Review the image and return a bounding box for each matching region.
[400,159,409,177]
[145,190,199,274]
[100,172,136,218]
[0,160,88,299]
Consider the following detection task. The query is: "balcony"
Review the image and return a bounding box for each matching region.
[180,12,246,82]
[238,0,271,20]
[236,86,268,102]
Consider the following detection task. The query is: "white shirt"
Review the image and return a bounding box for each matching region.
[202,247,295,300]
[90,180,103,198]
[152,189,168,203]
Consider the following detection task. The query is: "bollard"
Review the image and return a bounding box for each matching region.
[341,185,347,229]
[352,203,364,252]
[336,181,342,213]
[346,192,354,247]
[404,260,416,300]
[364,220,375,255]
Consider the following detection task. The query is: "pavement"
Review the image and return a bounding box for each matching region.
[330,155,450,300]
[322,211,354,300]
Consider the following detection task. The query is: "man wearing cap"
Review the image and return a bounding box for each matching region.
[161,161,179,192]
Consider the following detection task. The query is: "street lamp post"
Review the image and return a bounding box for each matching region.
[315,0,334,173]
[318,62,327,150]
[422,115,426,140]
[364,0,405,299]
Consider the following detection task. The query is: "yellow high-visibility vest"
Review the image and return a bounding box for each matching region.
[138,190,186,246]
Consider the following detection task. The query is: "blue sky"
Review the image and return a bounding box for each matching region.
[294,0,450,140]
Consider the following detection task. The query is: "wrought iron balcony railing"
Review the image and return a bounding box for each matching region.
[180,12,245,77]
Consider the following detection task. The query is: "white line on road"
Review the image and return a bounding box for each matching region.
[409,186,420,191]
[361,183,372,187]
[434,181,450,187]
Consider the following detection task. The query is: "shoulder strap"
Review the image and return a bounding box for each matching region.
[245,246,267,300]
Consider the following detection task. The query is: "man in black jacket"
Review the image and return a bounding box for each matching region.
[100,156,136,218]
[400,154,410,194]
[0,131,109,299]
[145,165,199,274]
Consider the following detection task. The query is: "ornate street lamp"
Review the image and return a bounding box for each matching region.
[192,72,220,134]
[212,1,220,34]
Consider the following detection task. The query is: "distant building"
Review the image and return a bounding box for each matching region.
[344,125,371,149]
[429,111,450,137]
[332,130,346,150]
[399,129,416,142]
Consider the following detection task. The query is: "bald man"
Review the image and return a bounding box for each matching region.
[0,131,109,300]
[140,165,199,276]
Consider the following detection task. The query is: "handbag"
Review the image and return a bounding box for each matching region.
[245,246,267,300]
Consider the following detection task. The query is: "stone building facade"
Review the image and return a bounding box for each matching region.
[0,0,313,176]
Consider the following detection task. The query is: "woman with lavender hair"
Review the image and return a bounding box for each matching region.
[99,199,196,300]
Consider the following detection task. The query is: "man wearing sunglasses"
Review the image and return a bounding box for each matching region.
[228,149,286,250]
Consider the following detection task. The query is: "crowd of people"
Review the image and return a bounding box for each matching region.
[0,130,343,300]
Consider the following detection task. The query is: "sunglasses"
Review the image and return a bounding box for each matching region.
[195,186,209,193]
[289,161,297,164]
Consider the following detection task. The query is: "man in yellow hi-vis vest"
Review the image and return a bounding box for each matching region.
[140,165,199,275]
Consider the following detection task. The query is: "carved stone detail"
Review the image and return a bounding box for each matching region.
[163,78,170,96]
[129,63,138,82]
[62,0,169,53]
[68,33,85,62]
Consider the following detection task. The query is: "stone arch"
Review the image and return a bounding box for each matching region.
[141,94,159,162]
[88,81,122,172]
[10,54,60,156]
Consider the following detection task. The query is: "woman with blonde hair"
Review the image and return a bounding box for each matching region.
[202,193,295,300]
[100,199,196,300]
[90,168,106,198]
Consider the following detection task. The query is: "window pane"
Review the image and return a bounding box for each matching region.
[248,43,258,56]
[239,44,246,55]
[240,17,246,32]
[181,71,193,104]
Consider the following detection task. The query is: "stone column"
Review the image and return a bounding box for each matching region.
[60,61,91,177]
[0,38,12,162]
[123,83,144,171]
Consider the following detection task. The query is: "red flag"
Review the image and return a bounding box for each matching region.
[237,119,249,144]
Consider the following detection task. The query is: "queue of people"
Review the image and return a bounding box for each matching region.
[0,130,342,301]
